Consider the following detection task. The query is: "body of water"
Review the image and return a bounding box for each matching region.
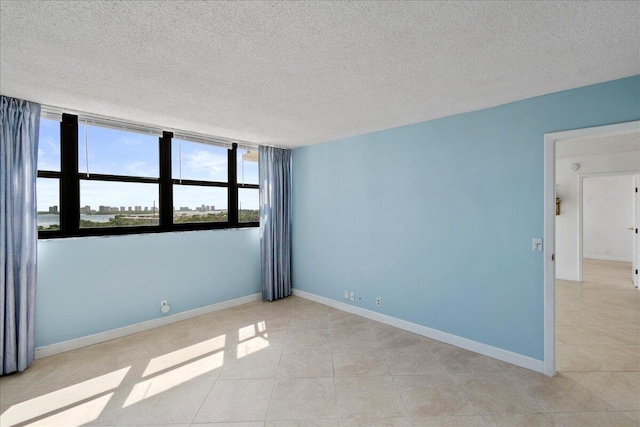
[37,210,227,227]
[38,214,118,227]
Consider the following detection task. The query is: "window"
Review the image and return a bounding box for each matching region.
[77,123,160,229]
[36,118,61,231]
[237,148,260,222]
[36,113,259,238]
[172,139,229,224]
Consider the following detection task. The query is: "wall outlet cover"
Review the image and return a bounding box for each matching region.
[532,238,543,252]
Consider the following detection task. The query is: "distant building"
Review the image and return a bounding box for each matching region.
[81,205,91,214]
[179,206,189,211]
[98,205,107,213]
[135,206,141,212]
[48,206,58,214]
[120,206,125,212]
[128,206,132,211]
[144,207,148,211]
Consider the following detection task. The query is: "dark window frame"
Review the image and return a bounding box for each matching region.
[38,114,259,239]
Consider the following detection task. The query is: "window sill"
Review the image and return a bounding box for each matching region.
[38,222,259,239]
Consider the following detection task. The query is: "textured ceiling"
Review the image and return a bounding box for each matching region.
[556,132,640,158]
[1,1,639,148]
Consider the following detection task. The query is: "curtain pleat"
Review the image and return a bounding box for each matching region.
[0,95,40,374]
[259,146,292,301]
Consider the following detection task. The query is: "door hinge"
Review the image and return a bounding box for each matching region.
[636,269,638,275]
[551,254,555,261]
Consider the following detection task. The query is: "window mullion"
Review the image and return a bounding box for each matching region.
[60,114,79,232]
[159,131,174,230]
[228,143,238,226]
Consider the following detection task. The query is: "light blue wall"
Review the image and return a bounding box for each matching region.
[36,228,260,347]
[292,75,640,361]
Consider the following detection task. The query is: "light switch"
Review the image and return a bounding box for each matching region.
[532,238,543,252]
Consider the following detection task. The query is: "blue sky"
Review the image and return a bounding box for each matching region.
[37,119,259,212]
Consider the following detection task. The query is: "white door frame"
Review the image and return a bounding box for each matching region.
[543,120,640,377]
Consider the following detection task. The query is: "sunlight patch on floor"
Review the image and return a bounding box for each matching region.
[256,320,267,332]
[124,351,224,408]
[238,324,256,341]
[23,393,114,427]
[0,368,129,427]
[143,334,226,377]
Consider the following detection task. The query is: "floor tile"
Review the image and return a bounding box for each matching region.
[393,374,476,417]
[427,341,500,374]
[370,323,424,348]
[482,413,560,426]
[329,311,370,330]
[621,411,640,424]
[411,416,486,426]
[533,381,614,413]
[330,326,379,349]
[284,329,332,349]
[277,349,334,378]
[565,372,640,411]
[218,348,283,380]
[335,376,406,418]
[95,374,215,426]
[556,346,607,372]
[453,374,545,415]
[332,348,389,376]
[570,345,640,371]
[267,377,337,420]
[193,379,274,423]
[338,418,411,426]
[194,423,265,427]
[266,421,337,427]
[381,344,445,375]
[288,312,330,330]
[552,411,638,426]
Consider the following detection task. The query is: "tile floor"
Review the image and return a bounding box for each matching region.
[0,259,638,426]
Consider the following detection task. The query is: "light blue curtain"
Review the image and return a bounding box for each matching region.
[259,146,292,301]
[1,96,40,374]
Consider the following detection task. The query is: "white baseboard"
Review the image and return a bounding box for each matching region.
[556,274,579,281]
[292,289,545,374]
[35,293,262,359]
[584,255,632,263]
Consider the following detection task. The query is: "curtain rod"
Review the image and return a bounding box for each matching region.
[40,104,262,151]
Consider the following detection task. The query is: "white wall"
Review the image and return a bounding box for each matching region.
[555,152,640,280]
[583,175,634,262]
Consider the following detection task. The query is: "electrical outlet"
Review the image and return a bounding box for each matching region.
[349,292,355,301]
[532,238,542,252]
[376,297,381,307]
[160,300,170,314]
[344,290,349,299]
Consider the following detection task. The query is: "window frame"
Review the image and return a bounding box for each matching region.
[38,113,259,239]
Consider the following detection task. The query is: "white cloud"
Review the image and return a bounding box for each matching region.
[126,161,157,177]
[185,150,227,180]
[117,136,144,146]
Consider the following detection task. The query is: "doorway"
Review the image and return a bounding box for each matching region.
[543,120,640,376]
[579,173,639,287]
